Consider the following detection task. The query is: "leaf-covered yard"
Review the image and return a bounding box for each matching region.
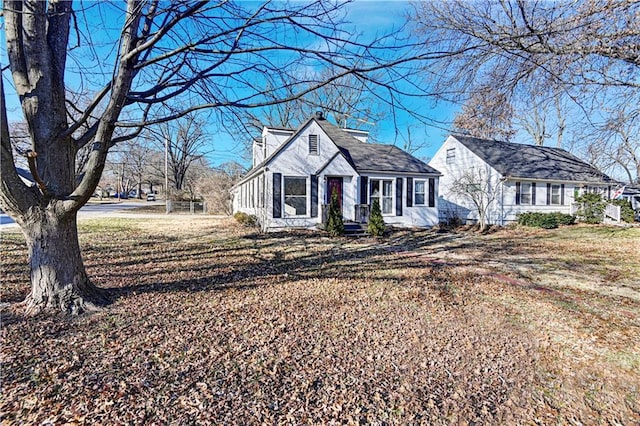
[1,217,639,424]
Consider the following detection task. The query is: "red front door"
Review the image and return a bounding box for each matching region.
[327,177,343,214]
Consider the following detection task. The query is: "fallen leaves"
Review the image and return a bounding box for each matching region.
[1,217,639,424]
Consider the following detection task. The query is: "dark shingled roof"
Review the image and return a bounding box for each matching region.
[452,135,616,183]
[316,118,438,175]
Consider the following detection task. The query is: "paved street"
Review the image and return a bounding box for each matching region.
[0,200,163,229]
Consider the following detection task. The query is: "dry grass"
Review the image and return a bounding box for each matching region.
[1,217,639,424]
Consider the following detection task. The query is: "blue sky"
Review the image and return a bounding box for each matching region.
[2,1,459,168]
[207,1,459,166]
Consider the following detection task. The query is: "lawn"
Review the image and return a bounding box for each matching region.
[1,217,639,424]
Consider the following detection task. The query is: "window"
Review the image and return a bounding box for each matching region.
[550,184,561,205]
[520,183,532,204]
[308,134,319,155]
[414,180,426,205]
[284,177,307,216]
[446,148,456,164]
[370,179,393,214]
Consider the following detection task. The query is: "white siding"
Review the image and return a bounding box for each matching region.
[430,135,613,225]
[429,136,504,224]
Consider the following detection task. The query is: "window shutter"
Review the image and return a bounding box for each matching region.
[546,183,551,205]
[272,173,282,218]
[561,184,565,205]
[515,182,521,205]
[310,175,318,218]
[531,182,537,205]
[406,177,413,207]
[360,176,368,204]
[395,178,403,216]
[428,178,435,207]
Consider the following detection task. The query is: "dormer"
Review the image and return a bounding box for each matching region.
[252,126,294,167]
[344,128,368,143]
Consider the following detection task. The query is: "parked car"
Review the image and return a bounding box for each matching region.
[146,193,156,201]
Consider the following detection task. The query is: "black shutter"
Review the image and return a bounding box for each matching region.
[547,183,551,205]
[310,175,318,218]
[561,184,565,205]
[360,176,368,204]
[406,177,413,207]
[428,178,435,207]
[272,173,282,218]
[515,182,521,205]
[532,182,537,205]
[395,178,403,216]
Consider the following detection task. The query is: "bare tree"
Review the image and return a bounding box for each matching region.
[196,161,245,214]
[2,0,442,314]
[452,86,515,141]
[514,86,568,147]
[148,113,209,195]
[449,166,502,232]
[412,0,640,96]
[233,71,384,148]
[412,0,639,177]
[591,109,640,184]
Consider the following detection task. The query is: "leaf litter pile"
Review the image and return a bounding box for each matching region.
[1,217,639,424]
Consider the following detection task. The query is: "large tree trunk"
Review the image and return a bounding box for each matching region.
[21,207,108,315]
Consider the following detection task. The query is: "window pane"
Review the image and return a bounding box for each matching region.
[415,181,425,193]
[551,185,560,204]
[446,148,455,164]
[370,180,380,197]
[415,194,425,205]
[285,196,307,215]
[382,197,393,214]
[285,178,306,196]
[284,177,307,216]
[521,183,531,204]
[383,180,392,196]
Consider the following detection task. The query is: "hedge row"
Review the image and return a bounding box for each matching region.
[517,212,576,229]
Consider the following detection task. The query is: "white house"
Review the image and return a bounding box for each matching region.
[232,112,441,230]
[429,134,619,225]
[619,185,640,212]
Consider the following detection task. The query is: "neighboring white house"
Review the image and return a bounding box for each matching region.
[232,112,441,230]
[429,134,619,225]
[620,184,640,212]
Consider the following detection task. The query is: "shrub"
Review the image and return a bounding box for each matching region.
[233,211,258,227]
[610,198,635,223]
[574,193,606,224]
[367,199,385,237]
[325,190,344,237]
[550,212,576,226]
[517,212,575,229]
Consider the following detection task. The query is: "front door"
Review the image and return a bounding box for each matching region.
[327,177,343,214]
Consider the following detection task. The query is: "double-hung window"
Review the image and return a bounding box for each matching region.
[550,184,561,205]
[446,148,456,164]
[370,179,393,214]
[520,182,532,205]
[414,180,426,205]
[284,177,307,216]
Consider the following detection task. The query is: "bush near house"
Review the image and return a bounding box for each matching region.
[233,212,258,227]
[574,193,606,224]
[326,190,344,237]
[610,198,635,223]
[367,199,385,237]
[518,212,576,229]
